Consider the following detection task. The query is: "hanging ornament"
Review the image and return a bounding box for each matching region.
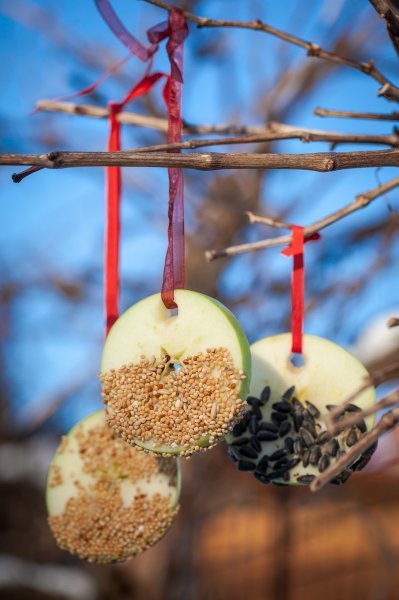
[46,410,180,563]
[101,290,251,456]
[226,334,377,485]
[227,226,377,485]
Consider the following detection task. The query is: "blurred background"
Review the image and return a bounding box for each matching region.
[1,1,399,598]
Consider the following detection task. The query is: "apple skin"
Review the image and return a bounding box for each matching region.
[101,290,252,454]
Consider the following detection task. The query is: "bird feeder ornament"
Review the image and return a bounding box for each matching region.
[227,226,378,486]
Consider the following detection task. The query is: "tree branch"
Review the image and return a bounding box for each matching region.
[36,101,399,147]
[6,148,399,180]
[144,0,399,102]
[314,107,399,120]
[311,388,399,492]
[325,360,399,435]
[369,0,399,58]
[205,175,399,260]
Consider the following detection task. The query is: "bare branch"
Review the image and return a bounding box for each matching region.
[246,212,291,229]
[36,102,399,147]
[388,316,399,327]
[6,149,399,180]
[311,388,399,492]
[206,175,399,260]
[369,0,399,58]
[325,360,399,435]
[314,107,399,121]
[144,0,399,102]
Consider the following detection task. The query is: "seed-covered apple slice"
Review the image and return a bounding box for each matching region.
[226,334,377,486]
[46,410,180,563]
[100,290,251,457]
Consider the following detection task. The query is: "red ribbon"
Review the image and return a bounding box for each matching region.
[97,5,188,321]
[281,227,320,354]
[161,9,188,309]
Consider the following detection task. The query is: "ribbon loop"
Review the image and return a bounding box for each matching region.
[281,227,320,354]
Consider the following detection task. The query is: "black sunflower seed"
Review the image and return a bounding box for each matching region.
[305,400,320,419]
[326,438,339,457]
[257,430,278,442]
[326,404,338,411]
[299,427,315,447]
[232,422,246,437]
[228,446,241,462]
[346,428,358,447]
[309,445,322,466]
[279,421,292,437]
[339,469,352,483]
[253,471,270,483]
[256,455,269,474]
[318,454,330,473]
[231,436,250,446]
[238,460,256,471]
[270,448,287,461]
[346,403,361,413]
[247,396,260,407]
[250,436,261,452]
[251,405,263,420]
[284,436,294,453]
[240,444,258,459]
[302,419,317,438]
[286,457,301,469]
[293,412,303,432]
[303,410,316,424]
[356,419,367,434]
[283,470,290,481]
[317,431,331,444]
[268,469,286,480]
[274,457,290,469]
[260,421,278,433]
[297,474,315,484]
[293,438,303,454]
[352,452,372,471]
[302,450,310,468]
[282,386,296,401]
[271,411,288,424]
[272,401,292,414]
[364,441,378,456]
[260,386,271,405]
[249,415,259,434]
[292,397,303,411]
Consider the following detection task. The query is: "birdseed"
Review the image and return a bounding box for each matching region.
[227,386,377,486]
[48,422,179,563]
[100,347,246,456]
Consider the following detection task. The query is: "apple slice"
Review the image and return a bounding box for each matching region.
[46,410,180,563]
[226,334,377,486]
[100,290,251,456]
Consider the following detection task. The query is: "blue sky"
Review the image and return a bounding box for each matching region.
[0,0,398,431]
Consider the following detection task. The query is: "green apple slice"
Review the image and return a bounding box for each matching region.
[46,410,180,563]
[100,290,251,457]
[226,334,377,486]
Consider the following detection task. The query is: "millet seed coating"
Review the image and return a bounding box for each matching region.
[48,423,178,563]
[100,347,246,456]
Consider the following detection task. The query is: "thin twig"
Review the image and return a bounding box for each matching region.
[144,0,399,102]
[35,102,399,147]
[246,211,291,229]
[311,389,399,492]
[325,360,399,435]
[387,316,399,328]
[314,107,399,120]
[206,175,399,260]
